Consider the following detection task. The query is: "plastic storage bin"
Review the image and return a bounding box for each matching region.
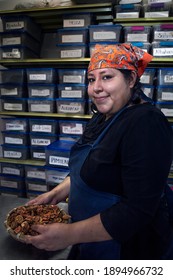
[0,162,25,177]
[124,26,152,43]
[1,97,27,111]
[131,42,151,53]
[45,166,69,186]
[56,43,88,58]
[59,120,87,135]
[157,86,173,101]
[0,45,38,59]
[25,178,47,193]
[45,140,74,168]
[27,84,57,98]
[141,85,155,99]
[144,3,171,18]
[63,13,93,28]
[1,117,28,132]
[29,118,59,134]
[2,131,29,145]
[1,144,30,160]
[1,15,42,42]
[26,68,57,84]
[156,101,173,116]
[89,24,122,42]
[58,84,87,99]
[56,98,86,115]
[25,165,46,180]
[0,83,27,98]
[30,146,46,161]
[0,174,26,197]
[115,4,142,19]
[151,41,173,57]
[27,98,56,113]
[58,69,86,84]
[0,68,26,84]
[153,24,173,41]
[158,68,173,86]
[57,28,88,44]
[29,133,58,146]
[0,30,40,54]
[140,68,156,85]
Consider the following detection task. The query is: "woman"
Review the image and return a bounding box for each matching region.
[25,43,173,259]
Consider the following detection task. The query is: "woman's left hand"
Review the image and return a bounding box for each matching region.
[24,223,71,251]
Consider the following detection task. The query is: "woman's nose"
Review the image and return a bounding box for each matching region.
[93,79,102,93]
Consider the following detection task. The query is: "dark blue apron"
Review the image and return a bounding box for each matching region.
[68,107,127,260]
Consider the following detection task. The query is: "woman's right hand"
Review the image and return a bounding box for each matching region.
[26,176,71,206]
[26,190,58,206]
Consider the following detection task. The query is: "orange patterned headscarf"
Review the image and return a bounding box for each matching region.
[88,43,153,77]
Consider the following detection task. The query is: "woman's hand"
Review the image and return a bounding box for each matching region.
[26,176,71,206]
[24,223,71,251]
[26,190,58,206]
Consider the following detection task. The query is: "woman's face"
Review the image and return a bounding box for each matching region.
[88,68,137,119]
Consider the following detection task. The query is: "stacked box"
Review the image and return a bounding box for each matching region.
[143,2,172,18]
[0,174,26,197]
[140,68,156,100]
[114,4,142,18]
[0,15,42,59]
[124,26,151,43]
[45,140,74,168]
[155,68,173,111]
[25,165,47,196]
[89,25,122,43]
[45,166,69,190]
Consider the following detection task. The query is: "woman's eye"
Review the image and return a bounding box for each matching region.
[103,75,112,80]
[88,78,95,83]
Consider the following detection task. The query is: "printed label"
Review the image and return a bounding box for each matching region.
[2,167,20,176]
[4,151,22,158]
[33,152,45,159]
[116,12,139,18]
[6,21,24,30]
[0,180,18,188]
[60,49,82,58]
[63,19,85,28]
[1,87,18,96]
[49,156,69,167]
[164,75,173,83]
[5,137,23,145]
[62,123,83,134]
[93,31,116,40]
[27,171,46,180]
[31,89,50,97]
[32,124,52,133]
[62,34,83,43]
[63,75,82,83]
[31,138,51,146]
[153,48,173,56]
[61,90,82,98]
[161,92,173,100]
[29,74,46,81]
[6,123,24,131]
[30,104,51,112]
[127,33,148,42]
[145,11,169,18]
[28,183,47,192]
[140,75,150,84]
[4,103,23,111]
[59,103,82,113]
[154,31,173,40]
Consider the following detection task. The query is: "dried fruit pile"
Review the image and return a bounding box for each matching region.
[5,204,71,238]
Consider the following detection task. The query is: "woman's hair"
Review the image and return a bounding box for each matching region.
[118,69,142,105]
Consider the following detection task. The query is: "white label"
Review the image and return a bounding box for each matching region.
[6,21,24,30]
[31,138,51,146]
[6,123,24,131]
[4,151,22,158]
[145,11,169,18]
[62,123,83,134]
[93,31,116,40]
[63,19,85,28]
[27,183,47,192]
[33,152,45,159]
[60,49,82,58]
[161,108,173,116]
[59,103,82,113]
[2,50,20,58]
[49,156,69,167]
[161,92,173,100]
[5,136,23,145]
[143,87,151,97]
[4,103,23,111]
[164,75,173,83]
[29,74,46,81]
[154,31,173,40]
[127,33,148,42]
[1,87,18,96]
[116,12,139,18]
[63,75,82,83]
[140,74,150,84]
[0,180,18,188]
[153,48,173,56]
[2,167,20,176]
[32,124,52,133]
[27,171,46,180]
[62,34,83,43]
[47,172,68,183]
[2,36,21,45]
[31,88,50,97]
[30,104,51,112]
[61,90,82,98]
[148,0,171,3]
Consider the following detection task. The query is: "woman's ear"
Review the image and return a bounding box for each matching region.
[129,71,138,88]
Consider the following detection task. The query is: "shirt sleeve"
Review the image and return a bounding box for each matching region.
[100,110,173,242]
